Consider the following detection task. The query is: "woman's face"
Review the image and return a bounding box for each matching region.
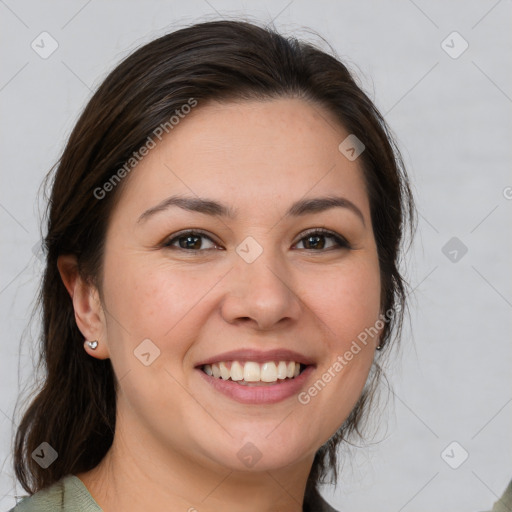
[96,98,382,473]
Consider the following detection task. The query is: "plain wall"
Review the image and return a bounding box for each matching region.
[1,1,511,511]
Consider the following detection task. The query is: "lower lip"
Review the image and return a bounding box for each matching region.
[196,365,315,405]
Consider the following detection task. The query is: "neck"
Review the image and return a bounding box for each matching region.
[76,413,315,512]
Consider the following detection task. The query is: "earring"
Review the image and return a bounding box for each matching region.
[85,340,98,350]
[376,343,383,350]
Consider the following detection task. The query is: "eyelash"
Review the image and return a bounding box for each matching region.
[162,228,351,252]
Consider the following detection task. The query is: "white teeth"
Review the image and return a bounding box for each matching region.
[219,362,230,380]
[286,361,295,379]
[277,361,288,379]
[202,360,303,383]
[260,362,277,382]
[230,361,244,381]
[243,362,260,382]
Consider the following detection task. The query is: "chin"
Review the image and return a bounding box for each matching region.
[202,432,317,473]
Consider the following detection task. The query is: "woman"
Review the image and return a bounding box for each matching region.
[10,20,416,511]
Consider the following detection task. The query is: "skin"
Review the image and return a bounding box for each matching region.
[58,98,383,512]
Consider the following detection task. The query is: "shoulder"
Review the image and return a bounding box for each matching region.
[482,479,512,512]
[7,474,102,512]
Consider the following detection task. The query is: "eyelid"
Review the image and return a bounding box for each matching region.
[162,229,221,248]
[162,227,350,251]
[293,227,351,250]
[295,227,349,244]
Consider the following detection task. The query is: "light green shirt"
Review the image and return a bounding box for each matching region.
[7,474,337,511]
[8,475,101,512]
[484,479,512,512]
[8,474,511,511]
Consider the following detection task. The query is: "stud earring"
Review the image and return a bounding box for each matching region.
[376,343,383,350]
[85,340,98,350]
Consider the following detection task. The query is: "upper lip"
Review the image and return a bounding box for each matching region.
[195,348,316,367]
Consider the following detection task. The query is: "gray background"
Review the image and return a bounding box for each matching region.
[1,1,511,511]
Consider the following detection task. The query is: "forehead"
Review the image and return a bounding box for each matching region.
[111,98,370,223]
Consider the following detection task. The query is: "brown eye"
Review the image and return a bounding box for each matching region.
[163,231,218,251]
[294,229,350,251]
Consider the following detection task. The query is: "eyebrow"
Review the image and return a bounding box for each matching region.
[137,194,366,226]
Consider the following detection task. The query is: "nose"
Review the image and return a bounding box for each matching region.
[220,244,302,331]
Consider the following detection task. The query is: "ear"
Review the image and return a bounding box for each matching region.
[57,254,110,360]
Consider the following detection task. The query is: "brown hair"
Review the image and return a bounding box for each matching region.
[13,19,416,506]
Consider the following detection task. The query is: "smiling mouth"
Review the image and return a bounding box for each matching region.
[201,360,308,386]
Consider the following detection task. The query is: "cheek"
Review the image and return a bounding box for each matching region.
[100,252,232,382]
[295,266,380,448]
[103,255,211,340]
[296,255,381,410]
[304,256,382,347]
[100,256,208,421]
